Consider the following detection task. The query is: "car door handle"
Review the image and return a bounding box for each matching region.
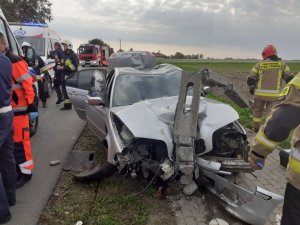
[69,91,78,95]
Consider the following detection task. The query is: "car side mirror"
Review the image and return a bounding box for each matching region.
[202,86,212,95]
[88,96,105,106]
[23,46,37,67]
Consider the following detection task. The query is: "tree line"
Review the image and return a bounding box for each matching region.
[1,0,52,23]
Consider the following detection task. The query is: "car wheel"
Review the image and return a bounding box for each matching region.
[29,116,39,137]
[73,162,117,182]
[45,76,52,98]
[30,85,39,137]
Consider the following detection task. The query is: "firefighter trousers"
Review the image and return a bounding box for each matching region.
[61,76,72,109]
[281,182,300,225]
[54,73,63,101]
[13,114,34,175]
[0,111,16,216]
[252,98,277,130]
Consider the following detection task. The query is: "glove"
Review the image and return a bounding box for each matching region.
[29,112,38,122]
[248,155,264,170]
[249,88,255,95]
[27,103,37,112]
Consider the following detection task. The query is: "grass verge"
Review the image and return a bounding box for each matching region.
[38,128,175,225]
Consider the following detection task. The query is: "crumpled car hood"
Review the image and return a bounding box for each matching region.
[111,96,239,157]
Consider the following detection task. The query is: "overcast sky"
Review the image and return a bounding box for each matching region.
[48,0,300,59]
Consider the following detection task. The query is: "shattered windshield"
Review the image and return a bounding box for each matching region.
[112,70,182,107]
[16,36,45,56]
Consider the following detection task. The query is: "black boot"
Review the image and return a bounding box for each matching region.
[0,212,11,224]
[56,99,64,104]
[16,174,32,189]
[60,99,72,110]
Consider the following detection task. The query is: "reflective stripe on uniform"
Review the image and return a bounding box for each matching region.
[259,62,282,69]
[277,69,283,90]
[19,160,33,175]
[289,77,300,87]
[253,117,262,122]
[289,157,300,174]
[258,69,263,89]
[19,160,33,168]
[65,59,76,71]
[13,106,28,112]
[254,89,281,97]
[0,105,12,113]
[19,167,32,174]
[251,67,258,74]
[16,73,31,83]
[256,129,280,149]
[12,83,22,89]
[64,99,71,103]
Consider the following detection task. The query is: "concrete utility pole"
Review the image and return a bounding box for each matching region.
[118,37,122,51]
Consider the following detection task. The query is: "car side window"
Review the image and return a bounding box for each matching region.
[0,19,8,41]
[7,27,19,55]
[0,19,19,55]
[90,70,106,98]
[66,72,78,88]
[78,69,97,90]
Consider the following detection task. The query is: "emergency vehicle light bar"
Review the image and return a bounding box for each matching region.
[9,22,48,28]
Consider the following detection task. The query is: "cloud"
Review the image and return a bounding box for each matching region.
[49,0,300,59]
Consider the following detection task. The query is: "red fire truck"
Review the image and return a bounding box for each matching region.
[78,44,109,67]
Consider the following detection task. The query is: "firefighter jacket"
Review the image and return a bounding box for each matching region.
[6,51,36,115]
[62,49,78,77]
[249,73,300,190]
[248,59,292,101]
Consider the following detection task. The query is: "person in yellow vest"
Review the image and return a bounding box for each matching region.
[247,45,294,132]
[248,73,300,225]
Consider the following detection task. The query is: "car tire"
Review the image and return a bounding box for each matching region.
[73,162,117,182]
[29,116,39,137]
[30,85,39,137]
[45,76,52,98]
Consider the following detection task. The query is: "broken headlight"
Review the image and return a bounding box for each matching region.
[112,113,134,144]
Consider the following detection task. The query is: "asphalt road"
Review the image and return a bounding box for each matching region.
[7,94,85,225]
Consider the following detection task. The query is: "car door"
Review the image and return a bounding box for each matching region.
[86,70,108,140]
[66,69,97,120]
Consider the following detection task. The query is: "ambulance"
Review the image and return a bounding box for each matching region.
[0,9,39,136]
[9,22,61,86]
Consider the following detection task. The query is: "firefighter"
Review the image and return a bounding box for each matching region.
[6,47,37,189]
[52,42,65,104]
[248,73,300,225]
[0,32,15,224]
[21,42,48,108]
[57,39,78,110]
[247,45,293,132]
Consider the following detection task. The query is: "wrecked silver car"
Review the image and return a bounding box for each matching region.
[66,53,283,225]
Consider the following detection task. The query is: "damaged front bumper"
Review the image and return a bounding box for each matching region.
[197,157,283,225]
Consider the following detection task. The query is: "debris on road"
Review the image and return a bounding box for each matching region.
[49,160,61,166]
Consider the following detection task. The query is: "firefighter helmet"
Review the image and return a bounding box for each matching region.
[21,42,32,48]
[262,45,277,60]
[61,39,73,49]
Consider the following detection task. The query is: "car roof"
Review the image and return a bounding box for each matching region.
[114,63,182,77]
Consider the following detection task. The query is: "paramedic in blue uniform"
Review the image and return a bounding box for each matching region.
[0,32,16,224]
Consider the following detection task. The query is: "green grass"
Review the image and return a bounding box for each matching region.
[39,128,176,225]
[207,93,252,129]
[159,60,300,74]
